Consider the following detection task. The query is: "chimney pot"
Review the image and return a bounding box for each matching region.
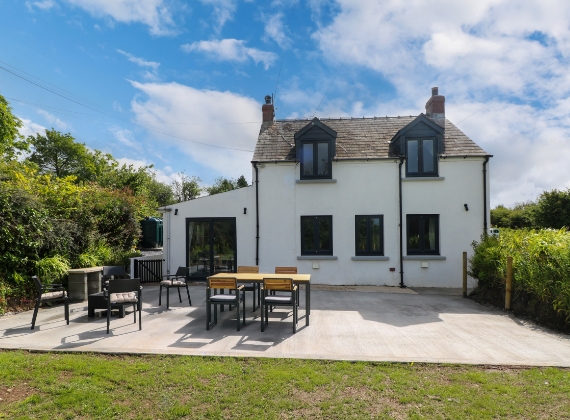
[432,86,438,96]
[425,87,445,127]
[262,94,274,122]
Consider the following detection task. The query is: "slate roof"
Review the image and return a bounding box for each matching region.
[252,115,489,162]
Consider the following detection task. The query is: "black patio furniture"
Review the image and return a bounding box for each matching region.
[102,265,128,290]
[274,266,300,308]
[159,266,191,309]
[106,278,142,334]
[237,265,260,311]
[261,277,298,334]
[31,275,69,330]
[206,276,245,331]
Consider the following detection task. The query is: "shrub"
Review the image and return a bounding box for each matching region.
[35,255,70,284]
[469,228,570,320]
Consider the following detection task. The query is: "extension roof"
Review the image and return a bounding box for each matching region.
[252,114,489,162]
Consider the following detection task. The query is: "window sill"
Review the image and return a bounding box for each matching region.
[402,177,444,182]
[351,256,389,261]
[403,256,446,260]
[296,179,337,184]
[297,256,338,260]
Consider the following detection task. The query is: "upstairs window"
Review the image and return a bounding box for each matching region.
[406,138,438,177]
[355,215,384,256]
[301,215,333,255]
[407,214,439,255]
[301,141,331,179]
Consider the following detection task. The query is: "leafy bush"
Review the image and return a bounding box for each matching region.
[469,228,570,320]
[35,256,70,284]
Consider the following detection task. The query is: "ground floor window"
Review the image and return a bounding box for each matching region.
[301,215,333,255]
[355,215,384,255]
[407,214,439,255]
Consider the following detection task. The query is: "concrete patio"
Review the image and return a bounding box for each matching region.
[1,284,569,366]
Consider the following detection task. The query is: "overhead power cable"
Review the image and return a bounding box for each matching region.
[0,65,255,152]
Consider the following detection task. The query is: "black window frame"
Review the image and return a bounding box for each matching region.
[355,215,384,256]
[301,215,333,255]
[405,137,438,177]
[406,214,440,255]
[299,140,332,180]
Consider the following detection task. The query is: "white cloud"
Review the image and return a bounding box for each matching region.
[18,117,47,138]
[25,0,56,11]
[263,13,292,49]
[129,81,260,180]
[37,110,70,131]
[63,0,177,35]
[306,0,570,206]
[199,0,237,31]
[181,39,278,70]
[109,126,141,150]
[117,49,160,71]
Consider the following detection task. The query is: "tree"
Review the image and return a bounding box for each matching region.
[27,129,92,178]
[0,94,27,159]
[490,202,536,229]
[171,173,202,202]
[534,188,570,229]
[206,175,248,195]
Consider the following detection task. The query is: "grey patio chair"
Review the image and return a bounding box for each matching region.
[261,277,297,334]
[206,277,246,331]
[31,275,69,330]
[102,265,127,290]
[106,278,142,334]
[159,266,191,309]
[237,265,260,311]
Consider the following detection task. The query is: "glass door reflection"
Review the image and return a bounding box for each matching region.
[187,218,236,279]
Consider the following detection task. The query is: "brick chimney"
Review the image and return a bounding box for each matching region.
[425,87,445,127]
[262,95,274,122]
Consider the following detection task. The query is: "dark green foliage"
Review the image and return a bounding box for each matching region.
[534,188,570,229]
[469,229,570,320]
[490,202,536,229]
[0,94,27,159]
[206,175,248,195]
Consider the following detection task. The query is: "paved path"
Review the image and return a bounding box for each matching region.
[1,285,569,366]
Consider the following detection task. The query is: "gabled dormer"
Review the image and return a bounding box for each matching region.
[294,118,337,180]
[390,113,445,177]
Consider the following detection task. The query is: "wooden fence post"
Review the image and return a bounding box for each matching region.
[462,252,467,298]
[505,256,513,310]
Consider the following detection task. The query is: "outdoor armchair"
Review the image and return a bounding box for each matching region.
[261,277,298,334]
[274,266,299,308]
[102,265,127,290]
[237,265,260,311]
[31,275,69,330]
[106,278,142,334]
[159,266,191,309]
[206,277,246,331]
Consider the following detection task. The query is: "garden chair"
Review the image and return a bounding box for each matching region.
[261,278,297,334]
[31,275,69,330]
[237,265,260,311]
[102,265,127,290]
[106,278,142,334]
[206,277,246,331]
[274,266,299,308]
[159,266,191,309]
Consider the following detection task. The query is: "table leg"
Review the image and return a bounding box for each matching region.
[306,283,310,326]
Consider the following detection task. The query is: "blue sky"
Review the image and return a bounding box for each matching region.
[1,0,570,207]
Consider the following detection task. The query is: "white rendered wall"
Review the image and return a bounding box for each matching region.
[162,186,256,276]
[256,157,489,287]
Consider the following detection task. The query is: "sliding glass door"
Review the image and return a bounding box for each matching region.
[187,218,236,279]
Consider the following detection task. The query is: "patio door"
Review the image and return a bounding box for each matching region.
[186,218,236,279]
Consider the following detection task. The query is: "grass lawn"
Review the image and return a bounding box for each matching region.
[0,350,569,419]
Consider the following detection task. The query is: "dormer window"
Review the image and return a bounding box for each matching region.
[406,138,438,177]
[301,141,330,178]
[295,118,337,180]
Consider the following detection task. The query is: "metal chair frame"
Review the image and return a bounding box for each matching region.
[237,266,260,312]
[159,266,191,309]
[261,277,298,334]
[206,277,246,331]
[31,276,69,330]
[106,278,142,334]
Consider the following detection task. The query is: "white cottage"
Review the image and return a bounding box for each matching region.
[160,88,491,288]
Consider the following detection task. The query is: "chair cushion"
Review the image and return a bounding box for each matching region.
[264,296,293,304]
[242,283,258,289]
[40,291,65,300]
[209,294,240,303]
[161,280,186,286]
[110,292,138,304]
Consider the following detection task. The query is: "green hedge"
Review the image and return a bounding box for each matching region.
[469,228,570,320]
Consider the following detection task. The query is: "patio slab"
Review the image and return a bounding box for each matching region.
[1,285,569,366]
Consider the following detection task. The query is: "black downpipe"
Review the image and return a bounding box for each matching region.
[254,162,260,266]
[483,156,490,233]
[398,157,406,288]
